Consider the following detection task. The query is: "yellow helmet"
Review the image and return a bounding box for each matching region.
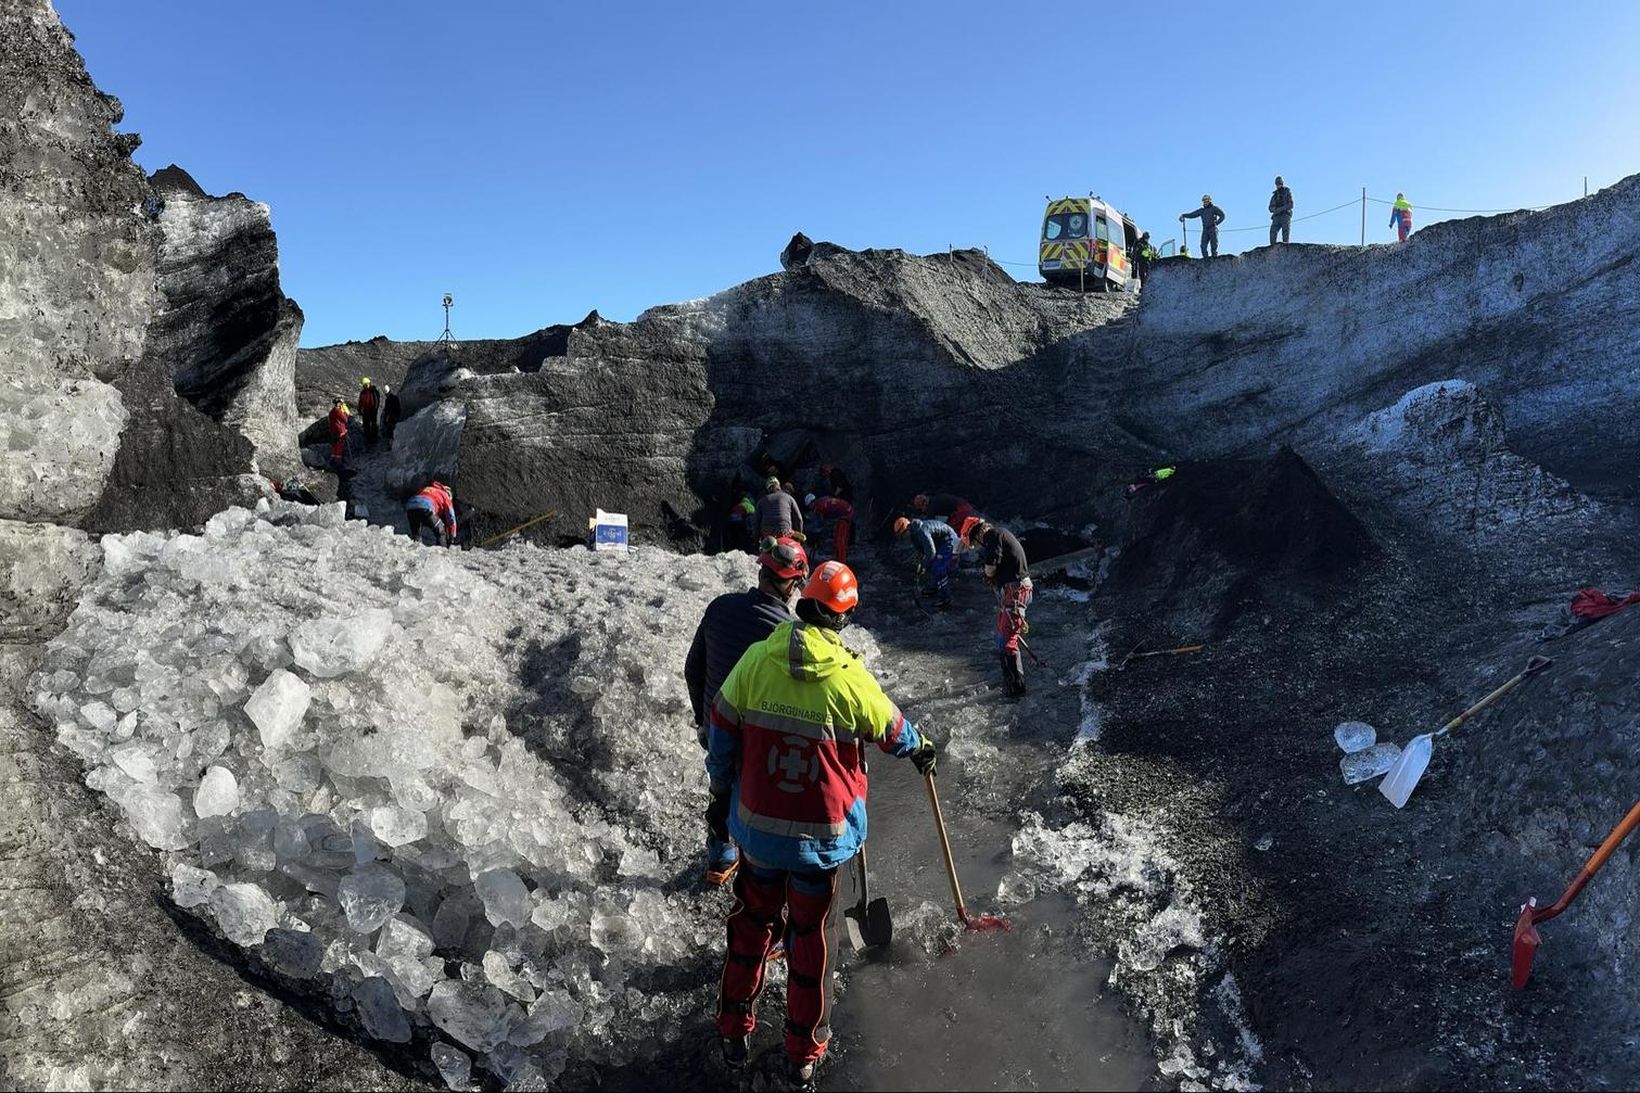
[361,376,373,386]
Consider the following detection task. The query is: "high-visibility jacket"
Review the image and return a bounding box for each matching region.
[406,482,457,536]
[707,621,922,870]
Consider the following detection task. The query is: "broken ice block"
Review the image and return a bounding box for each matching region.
[107,781,190,850]
[193,765,240,818]
[475,869,530,928]
[170,863,219,908]
[1333,721,1377,753]
[264,928,325,978]
[428,979,515,1052]
[338,866,407,933]
[289,608,394,679]
[209,882,278,945]
[1340,742,1402,785]
[244,669,311,749]
[431,1042,472,1091]
[353,976,412,1042]
[368,805,428,848]
[995,873,1037,906]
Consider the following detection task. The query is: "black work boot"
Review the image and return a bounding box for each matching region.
[1001,651,1026,697]
[720,1034,749,1069]
[785,1056,818,1091]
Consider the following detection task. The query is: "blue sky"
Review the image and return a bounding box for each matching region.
[59,0,1640,348]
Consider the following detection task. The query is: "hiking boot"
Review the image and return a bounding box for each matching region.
[720,1034,749,1069]
[785,1057,817,1091]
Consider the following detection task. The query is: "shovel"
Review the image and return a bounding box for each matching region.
[1379,655,1552,809]
[1512,800,1640,989]
[843,845,893,952]
[925,773,1010,934]
[1117,643,1204,670]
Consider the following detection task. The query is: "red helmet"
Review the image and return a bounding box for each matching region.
[758,536,809,580]
[961,516,986,545]
[802,560,860,614]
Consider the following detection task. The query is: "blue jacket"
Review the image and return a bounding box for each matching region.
[909,517,957,565]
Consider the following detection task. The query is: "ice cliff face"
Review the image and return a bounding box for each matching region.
[0,3,304,533]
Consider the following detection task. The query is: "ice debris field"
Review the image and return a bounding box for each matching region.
[30,500,780,1086]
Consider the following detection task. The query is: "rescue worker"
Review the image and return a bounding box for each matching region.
[1133,230,1157,279]
[1180,195,1225,258]
[819,463,854,504]
[357,377,380,446]
[808,493,855,565]
[381,385,402,446]
[755,476,802,541]
[725,492,757,553]
[1179,244,1192,258]
[327,398,350,468]
[405,480,457,547]
[1269,176,1294,245]
[968,520,1032,697]
[1390,193,1413,242]
[685,536,807,884]
[912,492,976,532]
[894,516,957,607]
[1124,465,1178,501]
[706,560,937,1087]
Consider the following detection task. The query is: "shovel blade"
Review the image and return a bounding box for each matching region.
[1379,734,1433,808]
[1511,902,1541,989]
[844,910,867,952]
[962,912,1012,934]
[864,898,894,949]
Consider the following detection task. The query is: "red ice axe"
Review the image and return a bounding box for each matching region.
[1511,799,1640,989]
[925,773,1010,934]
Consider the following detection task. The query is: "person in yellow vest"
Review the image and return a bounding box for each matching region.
[1390,193,1414,242]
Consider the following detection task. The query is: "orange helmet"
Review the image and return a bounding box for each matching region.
[893,516,910,535]
[802,560,860,614]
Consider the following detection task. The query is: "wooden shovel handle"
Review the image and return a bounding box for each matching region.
[925,773,968,922]
[1438,656,1554,736]
[1536,800,1640,923]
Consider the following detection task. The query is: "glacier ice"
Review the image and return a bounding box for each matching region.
[1332,720,1376,753]
[193,765,240,817]
[244,668,310,748]
[32,501,762,1084]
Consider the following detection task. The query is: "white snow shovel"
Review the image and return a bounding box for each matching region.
[1379,655,1552,809]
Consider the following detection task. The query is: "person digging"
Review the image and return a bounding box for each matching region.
[705,560,937,1090]
[893,515,958,608]
[683,535,808,885]
[968,519,1032,697]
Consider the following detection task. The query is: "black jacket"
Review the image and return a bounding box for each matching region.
[981,526,1030,586]
[383,391,402,424]
[1181,204,1226,234]
[684,589,796,727]
[1269,186,1294,217]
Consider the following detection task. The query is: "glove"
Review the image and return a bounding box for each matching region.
[705,789,731,843]
[910,738,938,777]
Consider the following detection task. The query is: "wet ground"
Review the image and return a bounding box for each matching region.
[821,548,1157,1091]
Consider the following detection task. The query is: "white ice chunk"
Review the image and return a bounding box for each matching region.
[170,863,220,908]
[483,950,537,1002]
[1333,720,1377,753]
[106,782,189,850]
[289,608,394,679]
[431,1042,472,1091]
[209,882,279,945]
[368,805,428,847]
[1341,742,1403,785]
[474,869,530,928]
[428,979,515,1052]
[338,866,407,933]
[244,669,311,749]
[193,765,240,818]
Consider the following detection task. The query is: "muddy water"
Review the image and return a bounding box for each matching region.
[823,556,1155,1091]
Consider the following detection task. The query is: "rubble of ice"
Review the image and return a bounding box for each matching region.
[31,499,765,1083]
[1332,721,1376,753]
[1340,742,1402,785]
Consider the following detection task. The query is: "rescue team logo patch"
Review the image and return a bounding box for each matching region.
[769,735,820,794]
